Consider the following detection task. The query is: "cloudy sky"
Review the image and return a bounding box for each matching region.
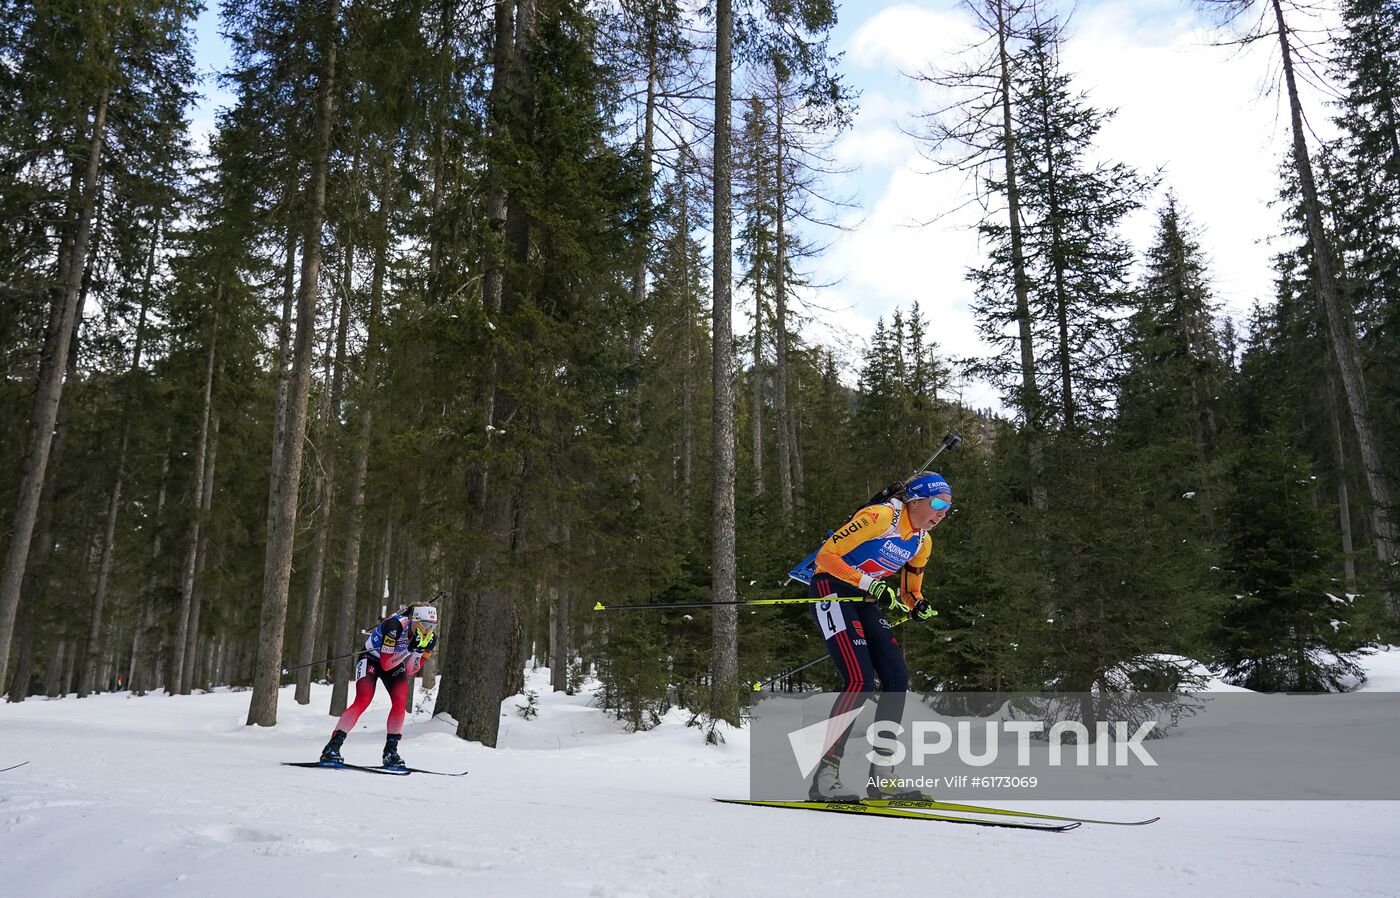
[806,0,1341,411]
[189,0,1342,413]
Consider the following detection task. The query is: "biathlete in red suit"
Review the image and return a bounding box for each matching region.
[319,603,438,769]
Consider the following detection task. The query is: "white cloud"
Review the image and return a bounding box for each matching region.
[1060,2,1306,318]
[804,0,1343,415]
[848,3,987,74]
[832,91,915,171]
[806,144,998,410]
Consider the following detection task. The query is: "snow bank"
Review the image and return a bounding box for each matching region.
[2,662,1398,897]
[1354,645,1400,692]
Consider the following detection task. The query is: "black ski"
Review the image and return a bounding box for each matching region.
[714,798,1080,832]
[283,761,409,776]
[397,766,468,777]
[0,761,29,773]
[281,761,466,777]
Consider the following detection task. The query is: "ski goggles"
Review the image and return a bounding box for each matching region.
[410,620,436,648]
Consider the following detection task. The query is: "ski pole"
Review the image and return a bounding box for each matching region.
[593,597,870,612]
[281,650,360,676]
[752,617,912,692]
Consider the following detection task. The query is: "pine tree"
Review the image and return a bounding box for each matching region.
[1008,18,1152,430]
[1213,308,1370,691]
[0,0,199,688]
[709,0,740,729]
[1328,0,1400,605]
[246,0,343,727]
[1262,148,1389,619]
[612,0,695,506]
[1329,0,1400,333]
[1118,197,1229,531]
[1203,0,1400,602]
[912,0,1043,482]
[433,0,648,745]
[736,95,776,501]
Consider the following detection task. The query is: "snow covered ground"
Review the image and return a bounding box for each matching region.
[3,656,1400,897]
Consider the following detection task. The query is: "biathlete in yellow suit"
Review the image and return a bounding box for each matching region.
[806,472,952,801]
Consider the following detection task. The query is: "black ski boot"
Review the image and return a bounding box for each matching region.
[319,730,347,765]
[382,733,405,770]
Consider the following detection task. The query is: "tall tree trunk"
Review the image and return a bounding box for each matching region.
[752,238,763,498]
[213,632,228,688]
[481,0,516,320]
[504,583,526,699]
[1025,33,1074,430]
[1167,211,1219,531]
[680,157,695,520]
[181,414,219,693]
[73,524,103,688]
[628,16,660,508]
[1326,357,1359,595]
[550,523,570,693]
[329,424,370,719]
[6,266,86,702]
[436,0,519,724]
[295,231,354,704]
[426,0,458,283]
[1272,0,1399,610]
[44,641,65,697]
[773,69,794,519]
[268,222,298,538]
[129,427,172,696]
[991,0,1043,500]
[749,96,768,503]
[4,588,39,700]
[128,608,151,695]
[78,222,159,698]
[788,403,805,508]
[6,495,52,698]
[328,180,389,718]
[1033,40,1075,430]
[61,634,76,695]
[0,86,109,686]
[710,0,739,724]
[454,0,535,749]
[172,327,217,695]
[248,0,341,726]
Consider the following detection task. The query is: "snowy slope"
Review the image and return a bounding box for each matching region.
[3,664,1399,898]
[1355,644,1400,692]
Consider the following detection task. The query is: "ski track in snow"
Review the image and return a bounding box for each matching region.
[3,660,1400,898]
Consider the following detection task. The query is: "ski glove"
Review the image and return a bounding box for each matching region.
[866,579,902,613]
[911,599,938,622]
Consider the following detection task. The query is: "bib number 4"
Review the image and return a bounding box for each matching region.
[817,601,845,640]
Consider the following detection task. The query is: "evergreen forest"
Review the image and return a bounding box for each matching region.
[2,0,1398,743]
